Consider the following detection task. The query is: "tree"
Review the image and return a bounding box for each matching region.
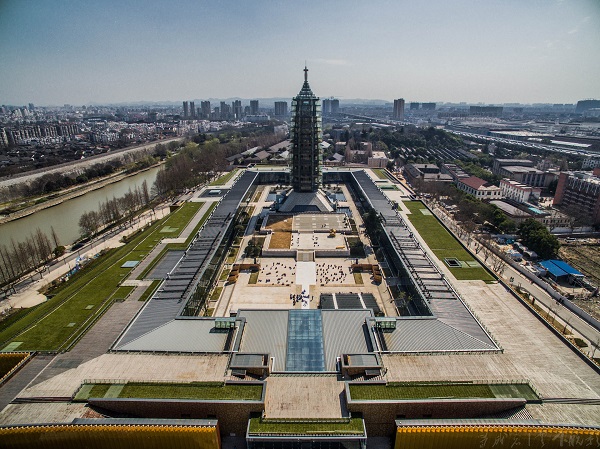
[79,211,100,237]
[517,219,560,259]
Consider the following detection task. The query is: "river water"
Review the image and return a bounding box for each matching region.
[0,166,161,249]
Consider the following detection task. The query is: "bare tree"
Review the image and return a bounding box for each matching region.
[50,226,61,250]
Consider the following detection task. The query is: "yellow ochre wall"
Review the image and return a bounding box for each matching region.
[0,424,221,449]
[395,425,600,449]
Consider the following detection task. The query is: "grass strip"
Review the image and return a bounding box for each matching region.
[371,169,388,180]
[78,382,263,401]
[349,382,538,401]
[248,417,364,435]
[403,201,494,281]
[113,286,134,300]
[209,169,238,186]
[138,280,162,302]
[353,272,364,285]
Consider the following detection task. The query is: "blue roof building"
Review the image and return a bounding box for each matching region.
[538,259,584,282]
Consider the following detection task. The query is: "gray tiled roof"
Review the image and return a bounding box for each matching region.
[322,310,372,370]
[351,170,499,353]
[114,171,257,349]
[115,319,229,353]
[382,318,496,352]
[238,310,289,372]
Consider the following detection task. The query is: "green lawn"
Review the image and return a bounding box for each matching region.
[113,286,134,300]
[209,169,238,186]
[371,169,388,180]
[248,417,364,435]
[349,382,538,401]
[0,202,208,352]
[76,382,263,401]
[403,201,494,281]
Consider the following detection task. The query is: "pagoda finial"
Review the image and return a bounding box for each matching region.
[304,64,308,82]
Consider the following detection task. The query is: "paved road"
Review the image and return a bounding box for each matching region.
[0,136,181,190]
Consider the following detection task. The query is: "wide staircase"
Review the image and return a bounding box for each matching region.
[296,250,315,262]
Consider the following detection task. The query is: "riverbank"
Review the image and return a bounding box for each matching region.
[0,204,170,314]
[0,162,164,225]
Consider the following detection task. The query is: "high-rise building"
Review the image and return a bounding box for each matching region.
[232,100,243,119]
[189,101,195,118]
[331,99,339,115]
[575,99,600,114]
[322,99,331,115]
[220,102,230,120]
[421,102,436,111]
[321,98,339,116]
[201,101,211,119]
[290,66,322,193]
[393,98,405,120]
[410,102,420,110]
[182,101,189,118]
[250,100,259,115]
[274,101,288,117]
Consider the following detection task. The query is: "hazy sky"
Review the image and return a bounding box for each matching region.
[0,0,598,105]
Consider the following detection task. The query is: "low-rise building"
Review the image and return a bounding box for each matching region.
[368,151,389,168]
[403,163,453,184]
[499,179,541,203]
[492,158,534,175]
[441,163,470,182]
[457,176,502,200]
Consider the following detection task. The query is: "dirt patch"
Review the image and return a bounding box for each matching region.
[559,243,600,321]
[265,214,293,232]
[559,243,600,286]
[269,232,292,249]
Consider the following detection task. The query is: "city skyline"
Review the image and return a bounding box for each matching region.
[0,0,599,106]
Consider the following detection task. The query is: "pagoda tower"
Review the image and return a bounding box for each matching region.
[290,66,322,192]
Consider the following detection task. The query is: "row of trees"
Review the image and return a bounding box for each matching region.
[0,227,62,292]
[1,143,167,203]
[78,181,151,238]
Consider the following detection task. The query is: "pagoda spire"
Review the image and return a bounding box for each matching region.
[304,65,308,82]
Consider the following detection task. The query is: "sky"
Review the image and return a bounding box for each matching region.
[0,0,599,106]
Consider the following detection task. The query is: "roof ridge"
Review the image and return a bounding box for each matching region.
[435,318,496,349]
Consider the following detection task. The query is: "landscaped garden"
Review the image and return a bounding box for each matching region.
[403,201,494,281]
[0,202,210,352]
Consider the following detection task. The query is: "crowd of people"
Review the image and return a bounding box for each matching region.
[257,261,296,286]
[316,262,352,285]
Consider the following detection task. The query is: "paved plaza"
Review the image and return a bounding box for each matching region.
[292,213,349,232]
[290,232,347,251]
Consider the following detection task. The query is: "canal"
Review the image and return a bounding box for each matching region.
[0,166,161,249]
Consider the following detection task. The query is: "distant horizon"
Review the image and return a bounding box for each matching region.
[1,0,598,105]
[4,96,597,109]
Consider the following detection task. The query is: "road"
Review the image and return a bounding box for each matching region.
[0,205,169,313]
[0,136,181,190]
